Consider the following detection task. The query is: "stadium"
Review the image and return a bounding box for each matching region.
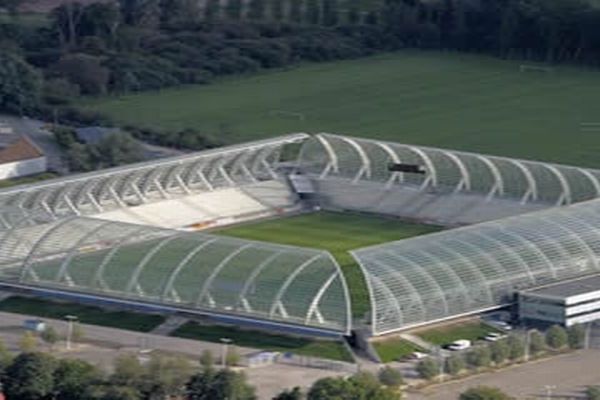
[1,132,600,340]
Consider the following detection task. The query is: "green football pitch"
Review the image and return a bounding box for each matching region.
[216,211,442,317]
[87,51,600,168]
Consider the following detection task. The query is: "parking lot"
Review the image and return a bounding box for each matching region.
[408,349,600,400]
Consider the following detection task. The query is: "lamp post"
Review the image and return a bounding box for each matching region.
[64,315,78,350]
[220,338,232,368]
[524,329,534,362]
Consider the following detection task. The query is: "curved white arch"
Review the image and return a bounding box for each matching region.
[477,155,505,199]
[544,164,572,205]
[443,151,471,192]
[384,251,450,314]
[375,141,404,187]
[407,146,437,189]
[508,159,538,203]
[269,254,322,318]
[336,135,372,183]
[577,168,600,198]
[315,134,339,179]
[195,244,254,307]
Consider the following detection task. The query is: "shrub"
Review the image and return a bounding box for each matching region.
[489,340,509,365]
[506,335,524,361]
[377,366,404,387]
[528,330,545,356]
[416,358,439,380]
[567,324,586,349]
[445,354,465,376]
[466,347,491,369]
[545,325,568,350]
[459,386,513,400]
[587,386,600,400]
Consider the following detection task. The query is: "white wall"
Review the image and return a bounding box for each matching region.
[0,157,47,180]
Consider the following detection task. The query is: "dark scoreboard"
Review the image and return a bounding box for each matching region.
[388,163,426,174]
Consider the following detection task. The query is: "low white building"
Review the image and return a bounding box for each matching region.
[519,274,600,327]
[0,124,46,180]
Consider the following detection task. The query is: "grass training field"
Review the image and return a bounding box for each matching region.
[0,296,165,332]
[88,51,600,168]
[414,320,500,346]
[217,211,441,316]
[372,338,424,363]
[172,321,353,362]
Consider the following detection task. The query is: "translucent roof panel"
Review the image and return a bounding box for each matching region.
[299,133,600,207]
[352,197,600,336]
[0,134,308,231]
[2,217,351,334]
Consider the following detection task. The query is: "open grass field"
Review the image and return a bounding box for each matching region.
[217,211,442,317]
[172,321,354,362]
[372,338,424,363]
[87,51,600,168]
[414,320,500,346]
[0,296,165,332]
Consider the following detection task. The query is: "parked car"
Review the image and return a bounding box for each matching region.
[484,332,507,342]
[409,351,428,360]
[447,339,472,351]
[488,321,513,331]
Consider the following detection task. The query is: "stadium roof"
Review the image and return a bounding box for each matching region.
[0,134,307,230]
[352,197,600,335]
[304,133,600,205]
[0,217,351,335]
[521,274,600,299]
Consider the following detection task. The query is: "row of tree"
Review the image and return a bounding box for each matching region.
[2,0,600,147]
[416,324,585,381]
[0,338,405,400]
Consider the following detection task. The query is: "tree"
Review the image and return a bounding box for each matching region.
[19,331,38,353]
[307,373,400,400]
[347,7,360,24]
[247,0,266,20]
[567,324,586,349]
[55,53,110,95]
[587,386,600,400]
[112,353,144,387]
[416,358,439,380]
[0,337,12,371]
[545,325,568,350]
[445,354,465,376]
[226,346,241,367]
[529,330,545,355]
[466,346,491,369]
[200,349,214,370]
[204,0,220,21]
[4,352,57,400]
[459,386,513,400]
[273,387,303,400]
[100,386,142,400]
[41,325,60,348]
[226,0,242,20]
[506,335,524,361]
[490,340,509,365]
[0,52,42,115]
[54,358,102,400]
[271,0,284,21]
[305,0,320,24]
[322,0,338,26]
[377,366,404,387]
[186,368,256,400]
[289,0,302,24]
[50,2,85,47]
[142,354,194,399]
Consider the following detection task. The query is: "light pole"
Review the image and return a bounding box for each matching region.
[64,315,78,350]
[544,384,556,400]
[220,338,232,368]
[524,329,533,362]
